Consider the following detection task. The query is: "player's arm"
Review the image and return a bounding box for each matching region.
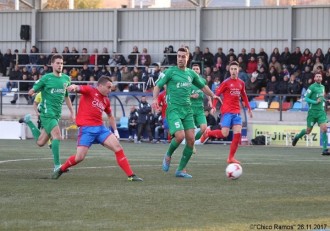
[67,84,81,93]
[107,113,120,139]
[241,85,253,118]
[64,96,76,122]
[304,88,320,104]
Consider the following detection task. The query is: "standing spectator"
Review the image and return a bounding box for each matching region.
[153,109,167,143]
[324,48,330,70]
[192,46,203,62]
[77,48,90,66]
[280,47,291,66]
[98,47,110,66]
[238,48,248,64]
[80,64,92,81]
[214,47,227,66]
[289,47,302,67]
[128,106,139,142]
[203,47,214,68]
[127,46,139,68]
[136,96,153,143]
[138,48,151,66]
[313,48,324,64]
[269,47,281,64]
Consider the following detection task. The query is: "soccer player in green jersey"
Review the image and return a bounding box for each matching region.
[191,63,212,142]
[153,47,218,178]
[292,72,330,156]
[19,54,75,172]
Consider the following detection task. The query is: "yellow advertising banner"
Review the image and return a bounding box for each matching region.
[252,124,320,146]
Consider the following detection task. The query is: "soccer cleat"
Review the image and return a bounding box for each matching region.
[192,146,197,155]
[175,169,192,178]
[127,174,143,181]
[200,127,211,144]
[18,114,31,124]
[321,149,330,156]
[162,154,171,172]
[292,137,298,146]
[227,158,241,164]
[52,167,64,179]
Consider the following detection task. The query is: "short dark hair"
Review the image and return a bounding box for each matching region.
[51,54,63,63]
[98,76,112,85]
[229,61,239,67]
[177,47,189,53]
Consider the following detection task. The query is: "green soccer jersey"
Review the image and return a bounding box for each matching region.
[156,66,205,106]
[33,73,70,118]
[305,82,325,112]
[191,76,207,107]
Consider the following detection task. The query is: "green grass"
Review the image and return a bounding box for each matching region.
[1,140,330,231]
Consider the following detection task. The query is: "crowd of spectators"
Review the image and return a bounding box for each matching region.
[1,45,330,107]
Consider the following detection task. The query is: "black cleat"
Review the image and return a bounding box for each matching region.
[292,137,298,146]
[321,149,330,156]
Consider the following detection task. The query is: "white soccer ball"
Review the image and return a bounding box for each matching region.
[225,163,243,180]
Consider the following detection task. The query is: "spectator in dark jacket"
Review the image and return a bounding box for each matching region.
[129,76,143,92]
[277,75,290,102]
[287,74,301,103]
[136,96,153,143]
[128,106,139,142]
[265,75,279,106]
[10,74,32,104]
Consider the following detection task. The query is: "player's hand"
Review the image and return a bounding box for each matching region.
[70,112,76,122]
[248,109,253,118]
[152,99,159,110]
[213,95,223,104]
[210,107,216,115]
[114,130,120,139]
[28,89,35,96]
[67,85,77,92]
[191,93,199,99]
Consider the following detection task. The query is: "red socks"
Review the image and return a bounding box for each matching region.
[208,130,225,139]
[115,149,134,176]
[60,155,77,172]
[228,133,241,160]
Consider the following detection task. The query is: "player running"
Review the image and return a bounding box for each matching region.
[292,72,330,156]
[52,76,143,181]
[200,61,253,164]
[153,47,217,178]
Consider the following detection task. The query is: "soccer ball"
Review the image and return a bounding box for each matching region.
[225,163,243,180]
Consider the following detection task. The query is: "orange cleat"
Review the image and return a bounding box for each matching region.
[200,127,211,144]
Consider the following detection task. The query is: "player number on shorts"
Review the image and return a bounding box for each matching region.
[174,122,180,128]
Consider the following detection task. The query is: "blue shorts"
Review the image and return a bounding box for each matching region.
[77,125,112,147]
[163,118,169,130]
[220,113,242,128]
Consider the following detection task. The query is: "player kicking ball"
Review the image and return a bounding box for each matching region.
[200,61,253,164]
[52,76,143,181]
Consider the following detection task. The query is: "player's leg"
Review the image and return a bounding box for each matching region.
[319,123,329,155]
[200,114,231,143]
[18,114,41,141]
[175,128,195,178]
[292,113,313,146]
[227,114,242,164]
[102,130,143,181]
[49,124,63,171]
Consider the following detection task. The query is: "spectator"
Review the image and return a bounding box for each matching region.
[47,47,58,65]
[30,66,39,78]
[247,48,258,61]
[40,64,51,76]
[280,47,291,66]
[300,66,313,96]
[127,46,139,68]
[300,48,313,66]
[3,49,15,75]
[258,48,268,66]
[89,48,98,66]
[29,46,39,65]
[10,74,32,105]
[205,75,213,89]
[167,45,177,65]
[68,47,79,67]
[37,54,48,67]
[312,57,324,74]
[287,74,301,103]
[313,48,324,64]
[6,65,21,90]
[62,46,70,66]
[245,73,259,101]
[132,66,142,80]
[192,46,203,62]
[92,65,101,80]
[203,47,214,68]
[119,65,133,91]
[289,47,302,67]
[214,47,227,66]
[237,56,246,72]
[128,76,143,92]
[214,56,226,77]
[301,58,313,72]
[80,64,92,81]
[279,65,290,81]
[323,66,330,94]
[69,67,79,80]
[203,66,212,79]
[161,47,170,65]
[77,48,90,66]
[269,47,281,64]
[18,48,29,65]
[98,47,110,66]
[226,48,237,63]
[265,75,279,106]
[138,48,151,66]
[324,48,330,69]
[153,109,167,143]
[128,106,139,142]
[268,66,279,80]
[211,76,221,93]
[277,75,290,102]
[204,108,217,127]
[211,65,222,82]
[269,56,282,74]
[238,66,249,83]
[246,56,258,75]
[238,48,248,64]
[136,96,153,143]
[112,52,127,66]
[257,56,268,72]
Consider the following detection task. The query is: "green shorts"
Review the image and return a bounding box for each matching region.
[306,110,328,128]
[166,105,195,135]
[192,105,207,128]
[40,116,60,135]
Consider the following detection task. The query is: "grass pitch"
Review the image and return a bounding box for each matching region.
[0,140,330,231]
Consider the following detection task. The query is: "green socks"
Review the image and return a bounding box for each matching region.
[295,129,306,139]
[195,130,202,140]
[167,139,179,157]
[26,121,41,141]
[322,132,328,151]
[51,139,61,167]
[177,145,193,171]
